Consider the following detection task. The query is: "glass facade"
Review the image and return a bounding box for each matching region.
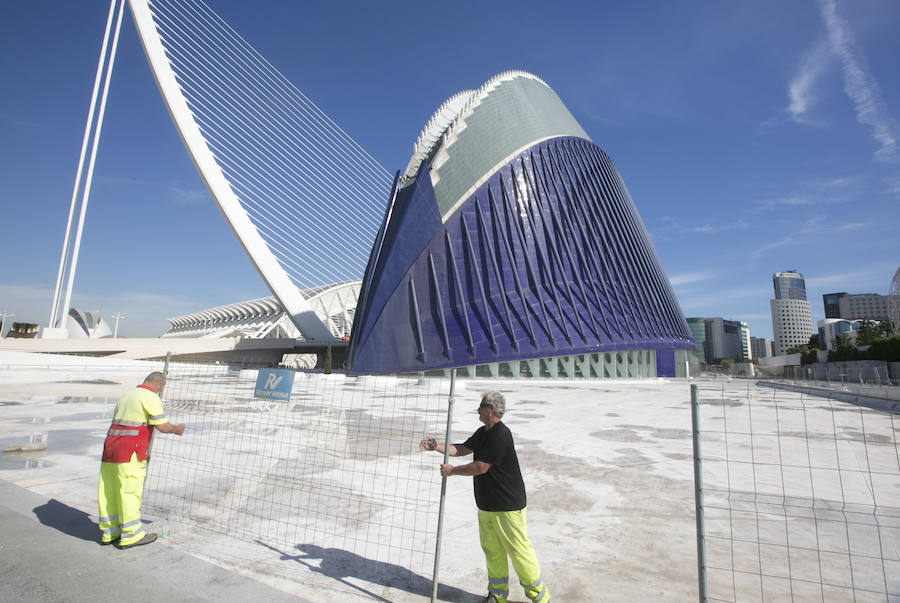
[773,271,807,300]
[822,292,846,318]
[687,318,708,363]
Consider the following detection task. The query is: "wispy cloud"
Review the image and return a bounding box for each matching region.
[805,175,856,191]
[678,285,772,312]
[786,40,832,125]
[669,271,717,287]
[170,186,209,205]
[653,216,751,238]
[749,236,795,262]
[0,111,44,130]
[70,290,197,317]
[0,284,53,320]
[750,195,817,213]
[751,189,856,213]
[800,215,827,232]
[0,282,204,337]
[747,217,826,262]
[739,313,773,321]
[689,219,749,234]
[818,0,900,163]
[805,263,897,290]
[884,175,900,199]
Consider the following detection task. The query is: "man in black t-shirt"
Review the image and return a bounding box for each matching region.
[420,392,550,603]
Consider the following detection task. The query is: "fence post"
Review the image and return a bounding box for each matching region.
[147,352,172,484]
[431,368,455,602]
[324,343,332,375]
[690,384,707,602]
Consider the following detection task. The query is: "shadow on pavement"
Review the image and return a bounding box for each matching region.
[258,541,482,602]
[33,499,98,543]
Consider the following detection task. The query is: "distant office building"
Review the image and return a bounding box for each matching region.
[817,318,861,351]
[5,322,39,339]
[822,293,845,319]
[770,271,814,355]
[817,318,891,351]
[740,321,752,361]
[686,317,746,364]
[822,292,898,321]
[750,336,773,359]
[686,318,708,362]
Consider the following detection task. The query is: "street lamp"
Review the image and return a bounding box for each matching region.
[111,312,127,338]
[0,311,13,337]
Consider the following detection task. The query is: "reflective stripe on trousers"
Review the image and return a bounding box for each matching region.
[98,452,147,545]
[478,508,550,603]
[488,575,509,599]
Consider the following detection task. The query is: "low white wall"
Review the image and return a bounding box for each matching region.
[797,360,891,383]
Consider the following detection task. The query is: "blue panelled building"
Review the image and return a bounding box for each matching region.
[347,71,695,378]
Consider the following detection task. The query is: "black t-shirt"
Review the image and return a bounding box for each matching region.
[462,421,527,512]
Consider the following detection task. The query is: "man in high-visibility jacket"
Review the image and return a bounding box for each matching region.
[98,371,185,549]
[420,391,550,603]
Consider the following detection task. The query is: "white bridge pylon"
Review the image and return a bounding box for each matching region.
[61,0,391,340]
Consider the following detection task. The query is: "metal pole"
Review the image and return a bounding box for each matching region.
[0,311,12,337]
[147,353,171,479]
[59,0,126,327]
[431,369,455,602]
[690,384,707,602]
[50,0,118,328]
[112,312,126,337]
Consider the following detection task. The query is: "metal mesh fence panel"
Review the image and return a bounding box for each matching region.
[693,381,900,602]
[142,362,450,592]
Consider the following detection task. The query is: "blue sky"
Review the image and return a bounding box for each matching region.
[1,0,898,339]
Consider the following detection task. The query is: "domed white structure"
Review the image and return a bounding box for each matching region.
[66,309,113,339]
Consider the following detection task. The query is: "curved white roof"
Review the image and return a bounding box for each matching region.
[402,89,475,182]
[401,70,590,220]
[165,281,361,340]
[168,282,357,326]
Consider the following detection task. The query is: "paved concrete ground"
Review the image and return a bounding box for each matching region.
[0,477,306,603]
[1,350,896,602]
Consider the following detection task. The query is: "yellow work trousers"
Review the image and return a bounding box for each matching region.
[98,453,147,546]
[478,508,550,603]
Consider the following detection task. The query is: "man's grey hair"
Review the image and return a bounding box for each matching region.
[144,372,166,386]
[481,391,506,418]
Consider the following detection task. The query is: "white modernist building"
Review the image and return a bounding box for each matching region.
[128,0,391,343]
[770,271,814,355]
[164,281,360,340]
[817,317,892,352]
[66,309,113,339]
[771,299,814,355]
[740,321,752,361]
[817,318,862,351]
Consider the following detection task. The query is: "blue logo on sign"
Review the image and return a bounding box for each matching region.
[254,369,294,401]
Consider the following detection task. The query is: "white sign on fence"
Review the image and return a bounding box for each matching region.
[253,368,294,401]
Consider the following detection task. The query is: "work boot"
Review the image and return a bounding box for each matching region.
[480,595,500,603]
[117,533,158,549]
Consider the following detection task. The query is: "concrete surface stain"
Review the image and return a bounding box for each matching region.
[589,428,640,442]
[615,424,691,440]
